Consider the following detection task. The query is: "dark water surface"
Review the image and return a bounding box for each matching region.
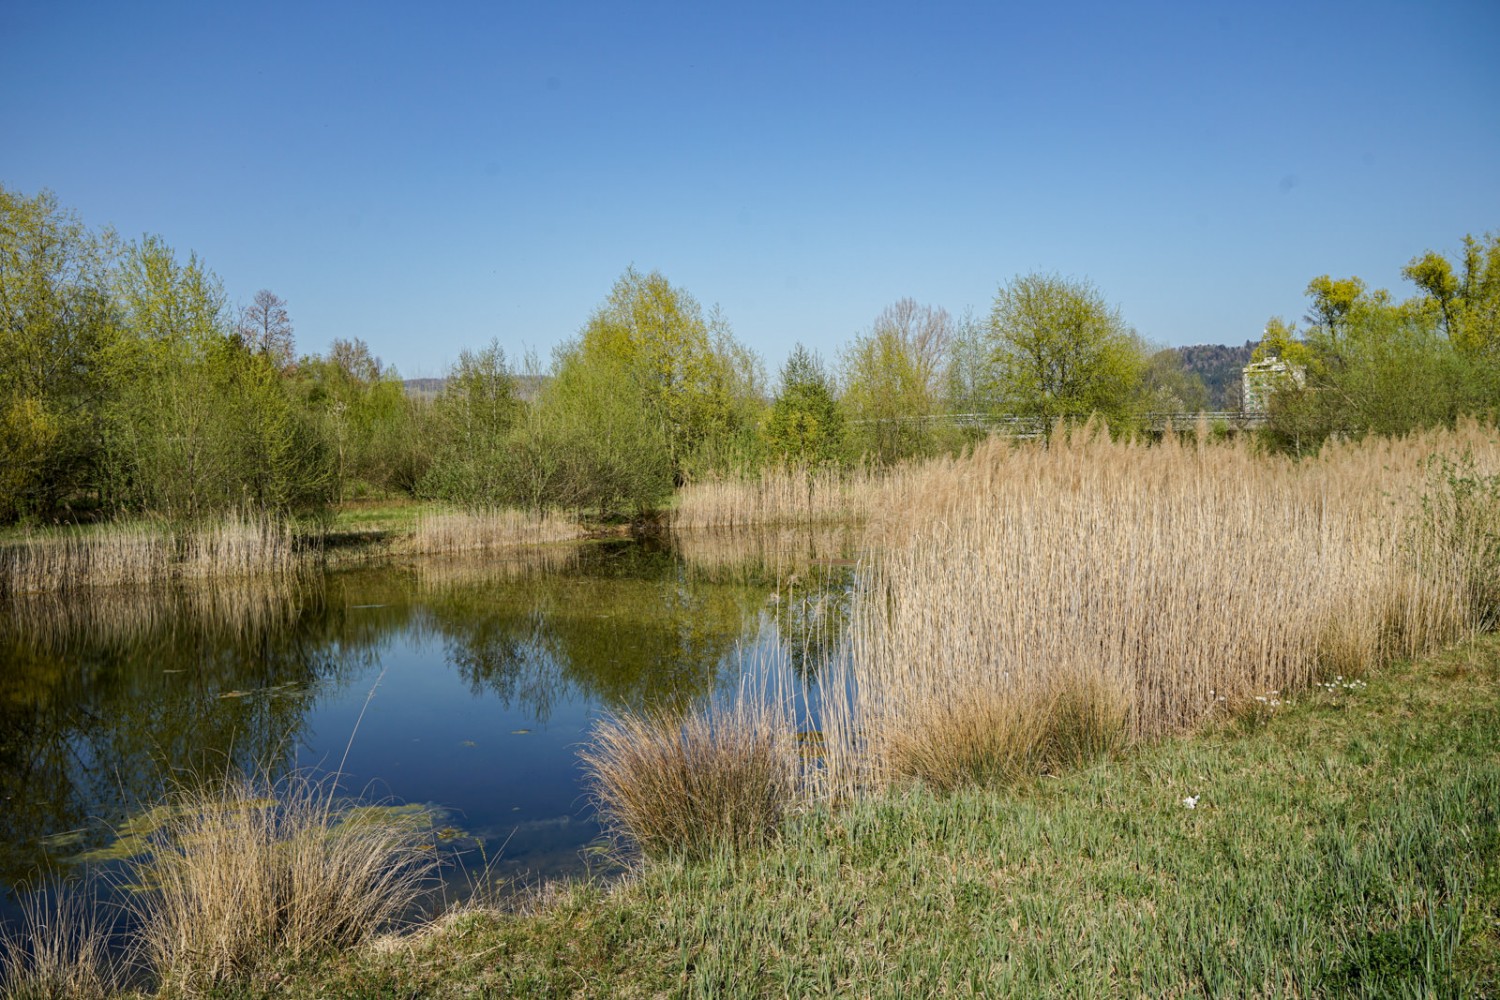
[0,532,854,925]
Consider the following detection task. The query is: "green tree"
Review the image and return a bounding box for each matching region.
[420,341,523,510]
[841,299,952,464]
[102,236,234,517]
[1257,265,1486,453]
[298,338,418,500]
[0,186,119,520]
[987,273,1148,431]
[571,267,761,482]
[1403,233,1500,400]
[497,344,673,518]
[944,310,1001,416]
[104,237,331,518]
[760,345,844,466]
[1303,275,1366,348]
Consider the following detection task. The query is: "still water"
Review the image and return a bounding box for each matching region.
[0,532,854,921]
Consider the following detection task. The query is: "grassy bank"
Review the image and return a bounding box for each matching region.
[92,634,1493,999]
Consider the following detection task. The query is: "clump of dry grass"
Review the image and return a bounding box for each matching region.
[0,887,120,1000]
[882,672,1129,792]
[672,464,878,531]
[819,421,1500,797]
[581,685,800,860]
[400,508,583,555]
[127,775,440,996]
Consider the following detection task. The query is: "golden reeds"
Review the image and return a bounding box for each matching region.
[820,421,1500,796]
[0,512,298,596]
[399,508,583,556]
[671,464,878,531]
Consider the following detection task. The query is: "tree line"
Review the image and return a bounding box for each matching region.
[3,183,1495,525]
[1254,239,1499,452]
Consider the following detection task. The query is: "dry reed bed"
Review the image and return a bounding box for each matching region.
[827,422,1500,794]
[0,513,299,596]
[398,508,584,556]
[672,465,880,531]
[588,423,1500,851]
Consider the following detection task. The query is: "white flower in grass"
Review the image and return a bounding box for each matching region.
[1182,795,1199,809]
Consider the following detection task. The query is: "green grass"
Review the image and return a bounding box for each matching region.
[320,499,440,538]
[204,636,1500,999]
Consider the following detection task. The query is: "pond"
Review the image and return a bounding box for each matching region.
[0,530,857,928]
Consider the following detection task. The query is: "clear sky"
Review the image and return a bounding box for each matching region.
[5,0,1497,379]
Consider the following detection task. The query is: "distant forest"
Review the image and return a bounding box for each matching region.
[1169,341,1257,409]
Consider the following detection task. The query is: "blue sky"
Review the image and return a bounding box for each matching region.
[5,0,1497,379]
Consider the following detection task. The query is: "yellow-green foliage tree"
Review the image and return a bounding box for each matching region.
[567,267,762,483]
[987,273,1148,432]
[0,186,119,520]
[1257,241,1495,452]
[101,239,333,518]
[529,338,675,517]
[1404,232,1499,401]
[840,299,952,464]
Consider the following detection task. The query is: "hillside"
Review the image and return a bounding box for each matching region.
[1170,340,1257,409]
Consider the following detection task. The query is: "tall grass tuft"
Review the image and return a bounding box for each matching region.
[128,774,439,996]
[882,672,1129,792]
[581,683,799,861]
[0,887,119,1000]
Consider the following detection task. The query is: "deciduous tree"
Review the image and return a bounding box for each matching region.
[571,267,761,482]
[0,185,119,519]
[236,289,295,368]
[987,273,1147,431]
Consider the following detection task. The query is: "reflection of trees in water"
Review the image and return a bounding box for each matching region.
[769,565,856,680]
[0,578,378,887]
[422,541,774,718]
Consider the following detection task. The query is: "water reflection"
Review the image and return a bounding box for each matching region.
[0,532,856,912]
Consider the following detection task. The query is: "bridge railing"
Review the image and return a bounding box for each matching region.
[847,411,1268,435]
